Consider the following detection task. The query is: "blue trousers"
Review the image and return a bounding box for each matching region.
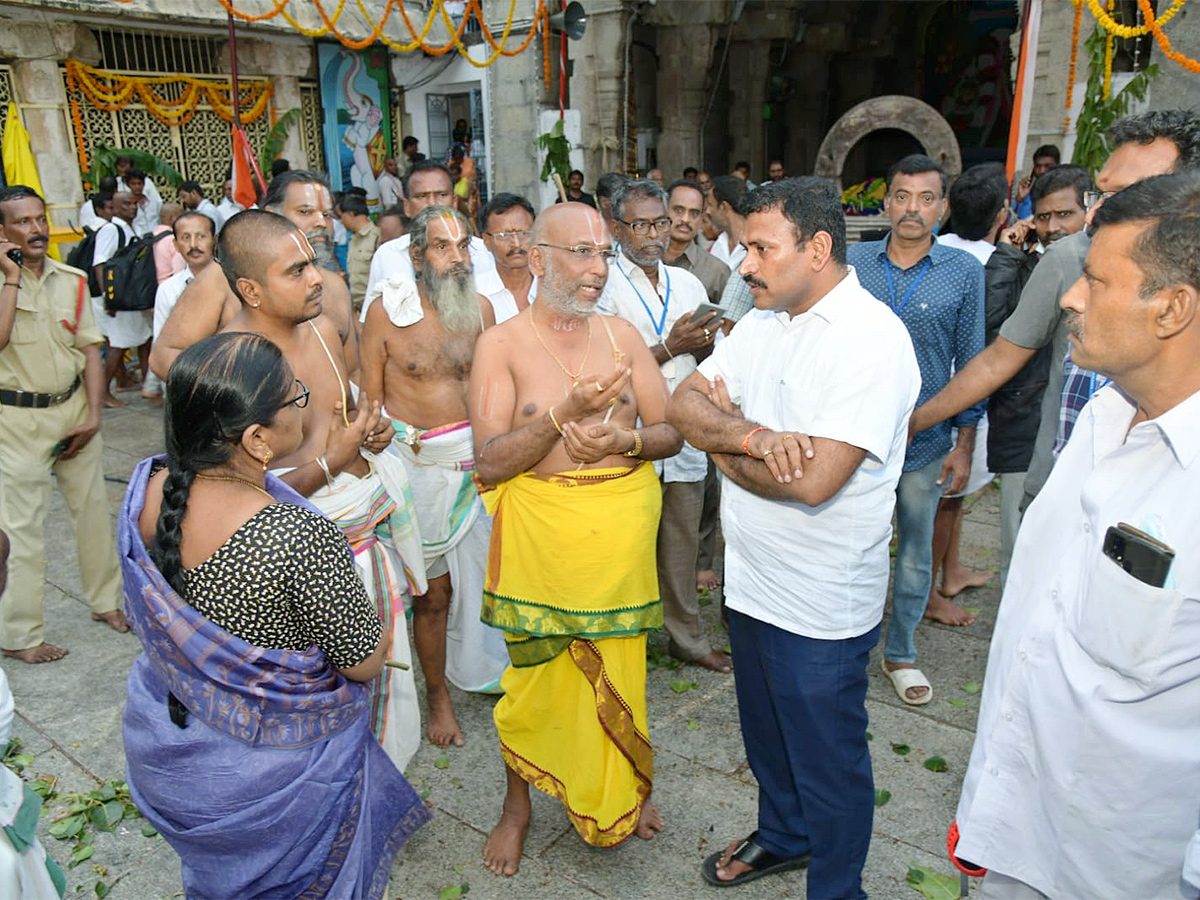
[728,609,880,900]
[883,455,946,664]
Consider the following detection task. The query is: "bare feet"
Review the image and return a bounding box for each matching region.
[114,383,141,394]
[636,801,664,840]
[426,687,465,748]
[923,593,978,627]
[101,394,127,409]
[3,643,69,664]
[140,392,163,405]
[941,567,994,598]
[92,610,131,633]
[691,649,732,674]
[696,569,722,592]
[483,806,529,876]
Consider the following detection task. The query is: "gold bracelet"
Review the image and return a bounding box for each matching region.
[548,405,564,435]
[315,454,335,489]
[622,427,642,458]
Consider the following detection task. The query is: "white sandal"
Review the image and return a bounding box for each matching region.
[880,658,933,706]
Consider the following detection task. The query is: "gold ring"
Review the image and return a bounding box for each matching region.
[782,434,794,442]
[595,382,604,392]
[704,329,711,340]
[763,449,774,456]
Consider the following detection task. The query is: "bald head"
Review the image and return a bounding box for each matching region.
[532,201,610,249]
[218,209,305,301]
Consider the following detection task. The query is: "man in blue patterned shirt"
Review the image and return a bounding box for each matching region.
[847,155,985,706]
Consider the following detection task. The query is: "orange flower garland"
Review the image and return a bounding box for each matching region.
[1136,0,1200,73]
[1064,0,1084,133]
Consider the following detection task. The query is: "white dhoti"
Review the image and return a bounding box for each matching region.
[91,296,151,349]
[390,418,509,693]
[308,451,428,772]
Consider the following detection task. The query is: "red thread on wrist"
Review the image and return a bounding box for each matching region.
[741,426,769,456]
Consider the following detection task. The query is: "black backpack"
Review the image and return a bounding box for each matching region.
[65,226,120,297]
[104,230,170,312]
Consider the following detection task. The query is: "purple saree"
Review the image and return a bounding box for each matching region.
[120,456,431,899]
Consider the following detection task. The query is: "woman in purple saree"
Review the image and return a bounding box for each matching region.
[121,333,429,898]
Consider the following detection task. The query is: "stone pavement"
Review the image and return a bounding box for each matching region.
[4,393,1004,899]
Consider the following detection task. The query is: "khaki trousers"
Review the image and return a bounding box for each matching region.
[0,390,122,649]
[658,478,709,661]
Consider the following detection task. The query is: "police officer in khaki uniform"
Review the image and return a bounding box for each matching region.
[0,185,126,664]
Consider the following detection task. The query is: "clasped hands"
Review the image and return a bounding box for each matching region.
[707,375,814,485]
[556,366,635,464]
[324,394,392,474]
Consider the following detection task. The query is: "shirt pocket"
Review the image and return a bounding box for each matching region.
[8,309,44,346]
[1075,554,1185,684]
[778,380,817,435]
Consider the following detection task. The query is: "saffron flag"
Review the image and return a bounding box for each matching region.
[3,102,60,259]
[230,125,266,210]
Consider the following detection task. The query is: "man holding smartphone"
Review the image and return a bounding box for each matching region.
[952,171,1200,899]
[0,186,126,664]
[598,179,731,673]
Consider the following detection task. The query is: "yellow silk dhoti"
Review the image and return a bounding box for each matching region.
[481,463,662,847]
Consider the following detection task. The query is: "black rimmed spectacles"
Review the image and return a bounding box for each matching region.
[280,379,309,410]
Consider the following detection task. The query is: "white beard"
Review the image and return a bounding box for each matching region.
[422,264,481,335]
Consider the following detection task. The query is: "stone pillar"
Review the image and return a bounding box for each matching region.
[10,59,83,228]
[269,75,306,168]
[487,0,548,210]
[568,0,628,182]
[655,24,714,177]
[724,40,770,178]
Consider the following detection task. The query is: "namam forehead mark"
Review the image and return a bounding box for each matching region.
[290,182,331,211]
[432,212,466,243]
[288,230,317,262]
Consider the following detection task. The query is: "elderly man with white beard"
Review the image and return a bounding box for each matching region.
[361,205,506,749]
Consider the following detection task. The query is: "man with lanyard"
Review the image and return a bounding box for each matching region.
[847,154,985,706]
[0,185,126,664]
[598,179,730,673]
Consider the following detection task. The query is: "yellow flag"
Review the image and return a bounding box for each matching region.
[2,102,60,260]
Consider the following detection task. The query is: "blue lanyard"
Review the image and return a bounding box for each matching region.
[884,256,932,314]
[619,262,670,338]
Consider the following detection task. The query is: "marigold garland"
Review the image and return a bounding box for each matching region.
[1085,0,1184,38]
[1064,0,1084,133]
[1102,0,1116,100]
[1136,0,1200,73]
[65,60,273,172]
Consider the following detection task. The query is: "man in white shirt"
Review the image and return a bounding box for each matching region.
[480,192,537,323]
[214,179,243,232]
[152,210,215,358]
[706,176,748,271]
[376,157,404,209]
[362,160,501,321]
[598,179,729,672]
[123,169,161,236]
[78,177,117,231]
[92,191,150,407]
[669,178,919,897]
[177,180,224,234]
[953,171,1200,899]
[115,155,162,206]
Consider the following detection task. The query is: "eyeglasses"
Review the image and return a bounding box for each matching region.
[485,230,532,243]
[1083,190,1115,210]
[616,217,672,235]
[536,242,618,262]
[280,379,309,410]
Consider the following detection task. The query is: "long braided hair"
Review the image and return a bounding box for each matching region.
[149,332,294,595]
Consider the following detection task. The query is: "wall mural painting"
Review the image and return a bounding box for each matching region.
[318,44,393,206]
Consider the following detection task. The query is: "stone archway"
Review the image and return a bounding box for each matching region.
[814,95,961,191]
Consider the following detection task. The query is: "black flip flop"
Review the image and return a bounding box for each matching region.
[701,831,811,887]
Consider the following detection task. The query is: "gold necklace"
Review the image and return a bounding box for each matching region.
[194,472,274,500]
[529,314,592,385]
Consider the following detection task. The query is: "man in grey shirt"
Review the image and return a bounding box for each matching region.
[910,109,1200,512]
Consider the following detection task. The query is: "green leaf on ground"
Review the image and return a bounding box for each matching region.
[49,815,86,840]
[865,731,873,741]
[438,883,469,899]
[68,845,95,868]
[94,882,111,900]
[923,756,949,773]
[669,678,700,694]
[140,823,158,838]
[891,743,911,756]
[723,644,732,655]
[97,783,117,801]
[31,776,57,800]
[874,789,891,807]
[698,593,713,608]
[963,607,981,615]
[92,799,125,831]
[945,698,968,708]
[906,864,959,900]
[433,755,450,770]
[961,682,981,694]
[687,719,699,731]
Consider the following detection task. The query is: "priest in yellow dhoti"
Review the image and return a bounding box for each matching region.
[467,200,684,877]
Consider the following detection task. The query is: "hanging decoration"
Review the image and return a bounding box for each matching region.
[1071,0,1200,75]
[108,0,552,87]
[1135,0,1200,73]
[1102,0,1116,101]
[65,59,274,172]
[1064,0,1083,133]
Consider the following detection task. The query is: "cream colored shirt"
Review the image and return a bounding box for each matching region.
[346,220,380,309]
[0,257,102,393]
